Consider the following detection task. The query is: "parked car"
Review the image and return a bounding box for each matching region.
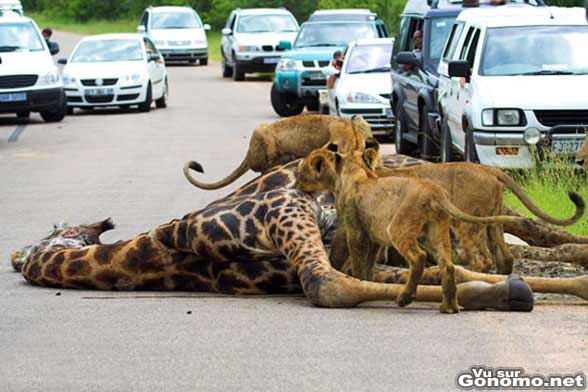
[138,6,210,65]
[390,0,545,158]
[221,8,299,81]
[437,6,588,168]
[0,13,66,122]
[59,34,168,113]
[0,0,22,15]
[328,38,395,130]
[308,9,387,30]
[271,16,390,117]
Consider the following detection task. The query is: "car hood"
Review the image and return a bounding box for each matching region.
[282,46,344,61]
[475,75,588,110]
[0,51,56,74]
[63,61,147,78]
[234,31,297,46]
[339,72,392,95]
[150,28,206,42]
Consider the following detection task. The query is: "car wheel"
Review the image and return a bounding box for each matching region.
[393,103,412,155]
[306,99,319,112]
[66,107,74,115]
[222,51,232,78]
[418,109,438,160]
[155,79,168,109]
[40,99,67,123]
[17,111,30,119]
[200,57,208,66]
[232,53,245,81]
[464,126,479,163]
[270,83,304,117]
[138,83,153,113]
[440,117,457,163]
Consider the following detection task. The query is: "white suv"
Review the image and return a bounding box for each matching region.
[138,6,210,65]
[221,8,299,81]
[437,6,588,168]
[0,13,66,122]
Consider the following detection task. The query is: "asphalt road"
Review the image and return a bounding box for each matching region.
[0,31,586,392]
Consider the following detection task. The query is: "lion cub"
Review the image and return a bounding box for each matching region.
[297,147,532,314]
[577,132,588,169]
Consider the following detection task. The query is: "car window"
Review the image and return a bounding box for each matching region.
[294,22,375,48]
[345,44,393,74]
[466,29,480,68]
[0,21,44,52]
[151,11,201,29]
[459,27,475,60]
[230,14,237,31]
[71,39,144,63]
[428,17,456,66]
[236,14,298,33]
[140,12,149,28]
[442,22,464,62]
[394,16,410,55]
[144,38,157,54]
[407,17,424,51]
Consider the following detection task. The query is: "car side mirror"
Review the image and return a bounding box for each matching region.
[396,51,421,67]
[137,25,146,34]
[448,60,471,80]
[57,58,67,65]
[221,28,232,36]
[203,24,211,31]
[277,40,292,51]
[148,53,161,62]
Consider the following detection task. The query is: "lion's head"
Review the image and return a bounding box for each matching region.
[576,132,588,169]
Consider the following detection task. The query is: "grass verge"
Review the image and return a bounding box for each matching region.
[28,12,222,62]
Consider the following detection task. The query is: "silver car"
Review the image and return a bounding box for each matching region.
[221,8,299,81]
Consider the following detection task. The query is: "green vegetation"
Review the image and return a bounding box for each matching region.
[504,149,588,236]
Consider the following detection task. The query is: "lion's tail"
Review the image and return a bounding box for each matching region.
[183,158,250,190]
[433,196,521,225]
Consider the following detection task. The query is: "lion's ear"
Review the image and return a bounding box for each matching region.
[327,143,339,152]
[365,137,379,151]
[311,156,325,174]
[334,153,342,167]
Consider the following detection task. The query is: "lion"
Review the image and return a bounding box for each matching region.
[296,147,541,314]
[576,131,588,169]
[183,114,373,190]
[359,139,585,274]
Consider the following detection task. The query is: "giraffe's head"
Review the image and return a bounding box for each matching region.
[11,218,115,272]
[576,132,588,169]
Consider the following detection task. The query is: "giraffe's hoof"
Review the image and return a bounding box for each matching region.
[499,274,534,312]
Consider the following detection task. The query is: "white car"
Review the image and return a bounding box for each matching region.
[438,6,588,167]
[0,12,66,122]
[328,38,395,130]
[138,6,210,65]
[60,34,168,113]
[221,8,299,81]
[0,0,22,15]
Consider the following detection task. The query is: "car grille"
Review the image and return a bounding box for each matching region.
[262,45,274,52]
[85,95,114,103]
[302,60,329,68]
[81,79,118,87]
[340,109,394,128]
[534,110,588,127]
[67,96,83,103]
[0,74,38,88]
[118,94,140,101]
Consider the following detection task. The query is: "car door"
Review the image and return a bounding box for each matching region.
[144,38,165,98]
[222,12,237,63]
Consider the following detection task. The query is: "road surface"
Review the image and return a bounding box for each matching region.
[0,31,586,392]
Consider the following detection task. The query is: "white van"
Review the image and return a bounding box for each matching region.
[0,0,23,15]
[0,13,66,121]
[437,6,588,167]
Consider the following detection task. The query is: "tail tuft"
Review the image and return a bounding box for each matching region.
[189,161,204,173]
[568,191,585,209]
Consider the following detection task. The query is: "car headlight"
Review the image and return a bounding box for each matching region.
[277,58,298,71]
[121,73,142,84]
[62,74,76,86]
[524,128,542,145]
[38,69,61,86]
[239,45,259,53]
[347,92,380,104]
[481,109,525,126]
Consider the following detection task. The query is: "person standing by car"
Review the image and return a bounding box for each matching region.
[324,50,345,89]
[42,27,59,55]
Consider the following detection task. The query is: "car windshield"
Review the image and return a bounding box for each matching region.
[309,14,376,22]
[70,39,144,63]
[346,44,393,74]
[295,23,375,48]
[427,16,455,66]
[151,11,201,29]
[0,22,44,52]
[480,26,588,76]
[236,14,298,33]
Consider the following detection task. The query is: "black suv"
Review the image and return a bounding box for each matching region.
[390,0,544,159]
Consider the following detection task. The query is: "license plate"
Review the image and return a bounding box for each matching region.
[85,88,113,96]
[263,57,280,64]
[309,72,324,80]
[385,108,393,119]
[0,92,26,102]
[551,140,583,154]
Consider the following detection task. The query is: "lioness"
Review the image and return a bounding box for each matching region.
[296,147,534,314]
[577,131,588,169]
[183,114,373,190]
[361,139,585,274]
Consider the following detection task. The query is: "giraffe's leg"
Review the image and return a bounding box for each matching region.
[489,225,515,274]
[509,243,588,268]
[454,222,493,273]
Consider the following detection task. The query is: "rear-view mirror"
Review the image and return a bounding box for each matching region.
[203,24,211,31]
[448,60,471,79]
[397,51,421,67]
[57,58,67,65]
[221,28,231,36]
[137,25,146,34]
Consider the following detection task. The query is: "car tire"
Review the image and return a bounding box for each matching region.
[138,83,152,113]
[464,126,479,163]
[222,51,232,78]
[40,99,67,123]
[200,58,208,66]
[271,83,304,117]
[418,109,438,160]
[155,79,168,109]
[232,54,245,81]
[306,99,319,112]
[393,102,412,155]
[17,111,30,119]
[440,117,458,163]
[66,107,74,115]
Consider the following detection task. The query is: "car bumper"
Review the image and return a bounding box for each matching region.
[339,103,395,130]
[473,126,585,168]
[235,54,282,73]
[160,48,207,61]
[0,87,65,114]
[65,84,147,107]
